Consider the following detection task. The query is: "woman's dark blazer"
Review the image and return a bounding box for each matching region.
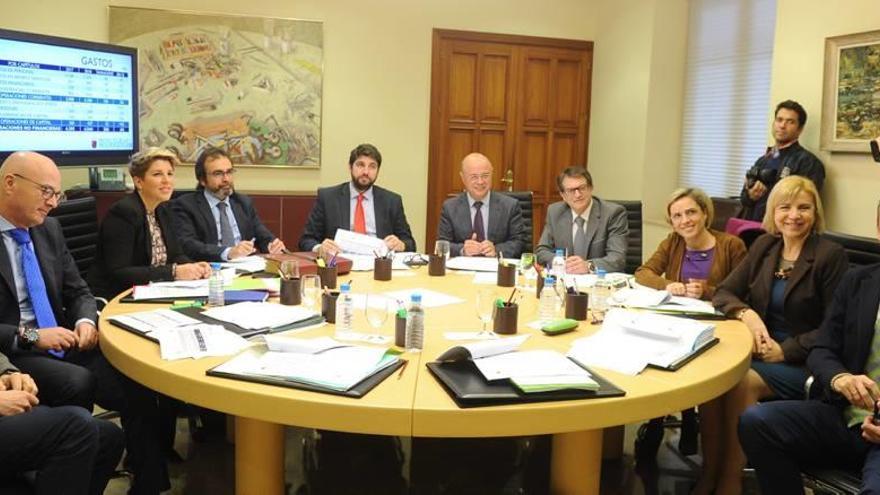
[713,233,848,363]
[88,192,191,299]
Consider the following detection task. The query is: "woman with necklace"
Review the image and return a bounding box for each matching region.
[696,175,848,495]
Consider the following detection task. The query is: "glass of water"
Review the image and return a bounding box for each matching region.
[301,274,321,311]
[434,240,450,260]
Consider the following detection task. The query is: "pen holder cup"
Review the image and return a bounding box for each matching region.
[493,303,519,335]
[535,275,545,299]
[395,315,407,347]
[565,292,589,321]
[374,258,393,281]
[428,255,446,276]
[279,278,302,306]
[317,265,338,289]
[497,264,516,287]
[321,291,340,323]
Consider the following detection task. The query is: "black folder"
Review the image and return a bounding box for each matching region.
[108,306,325,342]
[426,359,625,408]
[646,336,720,372]
[206,358,404,398]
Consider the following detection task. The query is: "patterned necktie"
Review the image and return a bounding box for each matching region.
[574,216,588,258]
[217,202,235,247]
[354,193,367,234]
[8,228,64,358]
[843,306,880,427]
[472,201,485,242]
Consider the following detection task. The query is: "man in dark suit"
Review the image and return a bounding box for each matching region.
[173,147,287,262]
[437,152,527,258]
[0,151,168,494]
[738,203,880,494]
[298,143,416,255]
[0,350,123,495]
[535,166,628,273]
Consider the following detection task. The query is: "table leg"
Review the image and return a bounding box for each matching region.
[235,416,285,495]
[551,429,603,495]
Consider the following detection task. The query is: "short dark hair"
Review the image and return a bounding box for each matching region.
[348,144,382,168]
[556,166,593,192]
[194,147,230,189]
[775,100,807,128]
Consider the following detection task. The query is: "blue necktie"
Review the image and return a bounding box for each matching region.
[8,228,64,358]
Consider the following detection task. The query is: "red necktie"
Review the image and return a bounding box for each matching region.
[354,193,367,234]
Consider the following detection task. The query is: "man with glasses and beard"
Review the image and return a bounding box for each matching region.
[173,147,287,262]
[299,143,416,255]
[535,166,628,273]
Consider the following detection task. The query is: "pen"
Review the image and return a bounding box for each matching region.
[506,288,517,305]
[328,253,338,268]
[396,359,409,380]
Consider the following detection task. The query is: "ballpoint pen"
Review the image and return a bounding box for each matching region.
[396,359,409,379]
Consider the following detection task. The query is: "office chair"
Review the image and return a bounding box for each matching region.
[607,200,642,274]
[495,190,535,251]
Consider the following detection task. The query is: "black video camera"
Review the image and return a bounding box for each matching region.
[745,165,778,189]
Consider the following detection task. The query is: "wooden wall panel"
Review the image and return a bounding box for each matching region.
[480,55,510,123]
[449,52,477,121]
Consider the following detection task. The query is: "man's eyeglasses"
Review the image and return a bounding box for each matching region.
[465,173,491,183]
[562,184,589,196]
[13,174,65,202]
[209,168,237,178]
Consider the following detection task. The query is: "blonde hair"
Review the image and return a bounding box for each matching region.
[762,175,825,235]
[665,187,714,229]
[129,147,180,178]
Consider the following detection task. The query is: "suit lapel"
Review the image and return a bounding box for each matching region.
[229,195,250,238]
[338,183,351,233]
[373,187,387,237]
[859,271,880,355]
[196,193,219,244]
[0,236,14,296]
[486,194,501,241]
[557,206,574,253]
[583,198,602,255]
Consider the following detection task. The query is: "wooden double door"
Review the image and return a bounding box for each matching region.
[427,29,594,249]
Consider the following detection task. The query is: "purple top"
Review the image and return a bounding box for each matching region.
[680,246,716,282]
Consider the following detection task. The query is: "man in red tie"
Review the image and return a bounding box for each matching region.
[299,144,416,256]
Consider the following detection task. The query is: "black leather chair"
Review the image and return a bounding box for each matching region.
[608,200,642,274]
[824,230,880,268]
[495,190,534,252]
[47,196,99,278]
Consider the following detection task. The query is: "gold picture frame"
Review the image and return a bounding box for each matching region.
[821,29,880,153]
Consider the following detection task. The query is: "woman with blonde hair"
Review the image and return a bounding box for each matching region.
[697,175,848,494]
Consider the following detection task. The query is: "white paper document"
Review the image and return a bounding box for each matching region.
[436,334,529,361]
[567,309,716,375]
[446,256,500,272]
[202,302,320,330]
[474,349,586,381]
[472,272,497,284]
[158,324,250,360]
[263,335,348,354]
[109,309,203,336]
[212,345,398,391]
[333,229,389,256]
[132,284,208,300]
[381,288,464,308]
[221,255,267,273]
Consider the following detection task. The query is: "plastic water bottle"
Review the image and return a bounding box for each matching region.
[335,283,354,337]
[539,276,557,323]
[551,249,566,278]
[207,262,225,307]
[591,269,610,321]
[405,293,425,353]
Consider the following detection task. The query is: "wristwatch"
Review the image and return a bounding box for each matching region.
[18,325,39,349]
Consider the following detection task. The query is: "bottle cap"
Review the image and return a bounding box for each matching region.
[340,283,351,292]
[555,248,564,256]
[411,293,422,303]
[544,276,555,284]
[210,262,221,270]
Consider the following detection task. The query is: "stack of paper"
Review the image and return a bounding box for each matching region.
[221,255,267,273]
[212,341,399,391]
[132,281,209,300]
[202,302,320,330]
[109,308,203,337]
[157,324,251,360]
[567,309,716,375]
[611,286,718,316]
[381,288,464,308]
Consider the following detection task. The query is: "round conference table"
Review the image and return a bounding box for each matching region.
[99,266,752,495]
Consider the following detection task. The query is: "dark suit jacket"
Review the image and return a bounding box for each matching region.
[714,233,848,363]
[808,263,880,407]
[0,217,96,353]
[437,192,527,258]
[534,197,629,272]
[298,182,416,252]
[172,190,277,262]
[88,192,191,299]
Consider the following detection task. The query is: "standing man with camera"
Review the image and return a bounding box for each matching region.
[740,100,825,221]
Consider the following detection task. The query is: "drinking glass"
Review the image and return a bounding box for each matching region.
[279,260,299,280]
[475,288,496,336]
[301,274,321,311]
[434,240,451,260]
[519,252,536,289]
[364,293,390,344]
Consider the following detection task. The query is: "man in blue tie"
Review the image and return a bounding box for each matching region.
[0,151,169,494]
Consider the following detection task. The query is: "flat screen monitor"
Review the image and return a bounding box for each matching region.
[0,28,138,165]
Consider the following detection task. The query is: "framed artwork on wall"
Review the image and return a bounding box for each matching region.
[821,29,880,153]
[110,7,323,167]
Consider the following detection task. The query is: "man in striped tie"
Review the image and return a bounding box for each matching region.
[739,201,880,494]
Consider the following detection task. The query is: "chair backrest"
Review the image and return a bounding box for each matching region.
[710,196,742,231]
[48,196,98,278]
[495,190,534,251]
[608,200,642,274]
[824,230,880,269]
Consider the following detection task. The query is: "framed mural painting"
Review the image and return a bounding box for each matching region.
[821,29,880,153]
[110,7,323,167]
